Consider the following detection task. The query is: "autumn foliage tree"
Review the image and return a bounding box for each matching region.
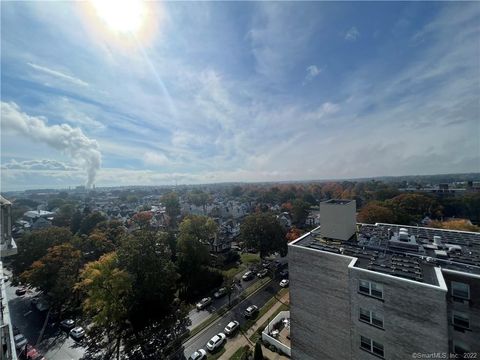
[357,203,396,224]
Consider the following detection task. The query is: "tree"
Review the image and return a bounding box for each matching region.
[70,210,83,234]
[357,203,396,224]
[291,199,310,226]
[21,243,82,311]
[240,213,287,258]
[12,227,73,278]
[254,342,264,360]
[176,216,218,299]
[72,232,115,262]
[78,211,107,235]
[76,252,132,360]
[52,203,75,227]
[188,190,211,214]
[162,192,181,225]
[286,227,305,243]
[428,219,480,232]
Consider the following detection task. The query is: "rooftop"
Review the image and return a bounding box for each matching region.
[292,223,480,286]
[322,199,354,205]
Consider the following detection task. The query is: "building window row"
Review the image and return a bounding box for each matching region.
[359,279,384,299]
[360,335,384,358]
[360,308,384,328]
[451,281,470,300]
[452,311,470,330]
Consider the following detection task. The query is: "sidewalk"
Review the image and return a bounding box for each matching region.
[222,292,290,359]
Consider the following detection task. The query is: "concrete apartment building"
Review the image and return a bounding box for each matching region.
[0,196,18,360]
[288,199,480,360]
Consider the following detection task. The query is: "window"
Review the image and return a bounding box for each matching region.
[453,341,470,355]
[359,308,384,328]
[451,282,470,300]
[452,312,470,329]
[359,280,383,299]
[360,336,384,358]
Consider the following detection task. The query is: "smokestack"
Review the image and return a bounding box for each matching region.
[1,101,101,188]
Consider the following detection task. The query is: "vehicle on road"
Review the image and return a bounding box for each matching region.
[196,297,212,310]
[31,297,49,312]
[242,271,255,281]
[279,269,289,278]
[244,305,259,318]
[60,319,75,330]
[188,349,207,360]
[256,269,269,278]
[70,326,85,340]
[280,279,289,288]
[15,287,27,296]
[206,333,226,352]
[224,320,240,336]
[14,333,27,350]
[213,287,227,299]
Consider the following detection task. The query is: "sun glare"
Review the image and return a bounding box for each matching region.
[91,0,147,34]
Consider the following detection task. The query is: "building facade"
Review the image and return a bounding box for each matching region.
[289,200,480,359]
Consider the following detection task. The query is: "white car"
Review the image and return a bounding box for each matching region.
[14,334,27,350]
[70,326,85,340]
[244,305,259,318]
[224,320,240,336]
[206,332,226,352]
[242,271,255,281]
[188,348,207,360]
[196,297,213,310]
[280,279,289,287]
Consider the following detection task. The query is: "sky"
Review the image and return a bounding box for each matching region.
[1,1,479,191]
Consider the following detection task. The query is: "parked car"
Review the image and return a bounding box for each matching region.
[261,261,271,268]
[31,297,49,312]
[206,333,226,352]
[224,320,239,336]
[60,319,75,330]
[244,305,259,318]
[242,271,255,281]
[188,349,207,360]
[213,287,227,299]
[256,269,269,278]
[70,326,85,340]
[15,287,27,296]
[279,269,289,278]
[14,333,27,350]
[280,279,289,288]
[196,297,212,310]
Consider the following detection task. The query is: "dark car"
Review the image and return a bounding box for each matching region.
[213,287,227,299]
[15,287,27,296]
[244,305,259,318]
[242,271,255,281]
[279,269,289,278]
[256,269,269,278]
[60,319,75,330]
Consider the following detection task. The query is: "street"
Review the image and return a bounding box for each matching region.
[182,279,283,359]
[3,268,86,360]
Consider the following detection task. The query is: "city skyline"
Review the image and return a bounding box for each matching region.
[1,1,479,191]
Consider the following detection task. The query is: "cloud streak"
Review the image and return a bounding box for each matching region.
[27,62,89,87]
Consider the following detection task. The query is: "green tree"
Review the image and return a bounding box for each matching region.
[162,192,181,225]
[52,203,76,227]
[72,232,115,262]
[70,210,83,234]
[12,227,73,278]
[291,199,310,226]
[76,252,132,360]
[78,211,107,235]
[240,213,287,258]
[21,243,82,311]
[254,342,264,360]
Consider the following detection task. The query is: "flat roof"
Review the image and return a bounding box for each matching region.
[321,199,354,205]
[292,223,480,285]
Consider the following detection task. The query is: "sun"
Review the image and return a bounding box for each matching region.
[90,0,147,34]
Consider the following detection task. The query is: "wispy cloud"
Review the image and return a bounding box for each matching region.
[303,65,322,84]
[344,26,360,41]
[27,62,89,87]
[2,159,78,171]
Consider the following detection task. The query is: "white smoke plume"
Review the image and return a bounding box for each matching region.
[1,101,101,188]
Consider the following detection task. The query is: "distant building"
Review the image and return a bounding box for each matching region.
[289,199,480,359]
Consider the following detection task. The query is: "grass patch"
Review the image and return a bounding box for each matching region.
[229,345,252,360]
[240,253,260,265]
[221,264,247,280]
[249,303,289,343]
[208,347,226,360]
